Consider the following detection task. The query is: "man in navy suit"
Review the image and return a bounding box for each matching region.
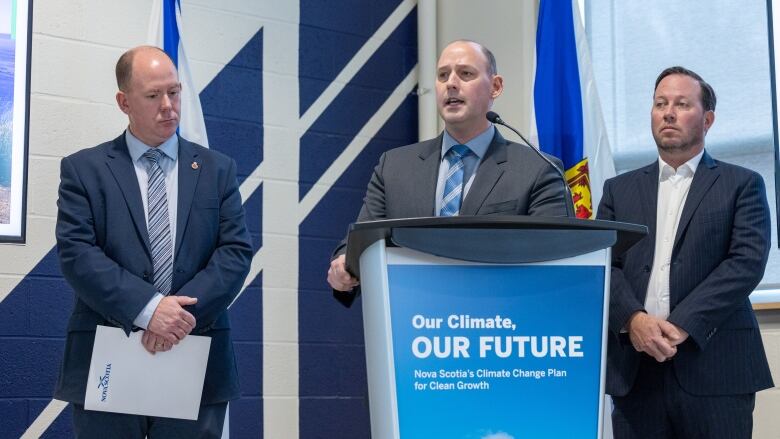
[597,66,773,438]
[54,46,252,438]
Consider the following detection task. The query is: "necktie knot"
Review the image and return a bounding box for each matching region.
[447,144,471,162]
[143,148,163,166]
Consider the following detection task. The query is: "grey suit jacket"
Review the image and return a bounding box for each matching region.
[597,150,773,396]
[334,130,572,306]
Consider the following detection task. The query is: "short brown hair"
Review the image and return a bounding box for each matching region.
[654,66,716,112]
[115,46,174,91]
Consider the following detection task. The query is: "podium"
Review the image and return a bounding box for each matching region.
[345,216,646,439]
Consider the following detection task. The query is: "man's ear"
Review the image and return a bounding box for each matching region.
[116,91,130,115]
[703,110,715,135]
[491,74,504,99]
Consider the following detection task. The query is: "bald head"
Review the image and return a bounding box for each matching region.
[114,46,181,146]
[446,39,497,76]
[116,46,176,92]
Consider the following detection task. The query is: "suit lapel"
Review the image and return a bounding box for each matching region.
[105,134,152,258]
[639,162,660,244]
[673,151,719,249]
[407,136,442,217]
[460,131,507,215]
[175,137,201,260]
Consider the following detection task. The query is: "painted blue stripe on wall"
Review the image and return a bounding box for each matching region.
[228,271,263,436]
[0,247,70,438]
[298,7,417,200]
[298,93,418,439]
[0,28,265,436]
[299,0,406,115]
[0,0,421,436]
[199,28,264,437]
[534,0,584,169]
[200,29,264,183]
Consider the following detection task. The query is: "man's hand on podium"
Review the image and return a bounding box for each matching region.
[327,254,359,291]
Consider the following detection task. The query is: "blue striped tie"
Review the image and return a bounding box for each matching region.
[143,148,173,296]
[439,144,472,216]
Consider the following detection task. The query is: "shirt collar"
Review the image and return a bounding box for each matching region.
[658,148,704,181]
[441,124,495,159]
[125,129,179,163]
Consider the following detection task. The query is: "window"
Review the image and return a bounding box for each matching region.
[585,0,780,296]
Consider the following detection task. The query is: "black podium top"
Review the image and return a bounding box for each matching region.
[345,216,647,276]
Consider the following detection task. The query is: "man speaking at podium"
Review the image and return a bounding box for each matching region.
[327,40,571,304]
[598,66,773,438]
[54,46,253,437]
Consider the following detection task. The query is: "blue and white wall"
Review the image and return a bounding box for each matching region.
[0,0,417,437]
[1,1,779,438]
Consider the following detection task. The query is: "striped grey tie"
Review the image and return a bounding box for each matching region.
[143,148,173,296]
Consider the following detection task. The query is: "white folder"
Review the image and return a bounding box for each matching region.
[84,325,211,420]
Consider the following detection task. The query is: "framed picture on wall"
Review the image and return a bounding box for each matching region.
[0,0,31,243]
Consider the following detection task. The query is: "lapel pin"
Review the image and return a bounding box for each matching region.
[191,161,199,170]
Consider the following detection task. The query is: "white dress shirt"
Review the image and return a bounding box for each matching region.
[645,149,704,319]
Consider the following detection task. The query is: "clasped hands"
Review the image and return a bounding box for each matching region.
[141,295,198,354]
[627,311,689,362]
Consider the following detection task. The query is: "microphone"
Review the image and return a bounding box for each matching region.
[486,111,575,217]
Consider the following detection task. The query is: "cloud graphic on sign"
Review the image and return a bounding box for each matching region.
[482,432,514,439]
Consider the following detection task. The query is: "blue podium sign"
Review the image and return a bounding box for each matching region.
[375,246,609,438]
[351,218,643,439]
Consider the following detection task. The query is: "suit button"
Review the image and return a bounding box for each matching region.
[643,265,650,272]
[143,271,149,279]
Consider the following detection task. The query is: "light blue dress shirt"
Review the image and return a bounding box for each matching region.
[434,124,495,215]
[125,130,180,329]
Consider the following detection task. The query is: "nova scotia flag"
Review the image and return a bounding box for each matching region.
[148,0,209,147]
[533,0,615,218]
[148,1,226,436]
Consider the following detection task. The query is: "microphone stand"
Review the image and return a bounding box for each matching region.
[486,111,576,218]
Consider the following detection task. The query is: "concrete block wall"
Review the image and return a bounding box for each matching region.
[0,0,418,437]
[2,0,779,437]
[1,1,155,436]
[296,1,418,436]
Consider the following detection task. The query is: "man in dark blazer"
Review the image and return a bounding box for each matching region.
[597,66,773,438]
[326,40,571,302]
[54,46,252,438]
